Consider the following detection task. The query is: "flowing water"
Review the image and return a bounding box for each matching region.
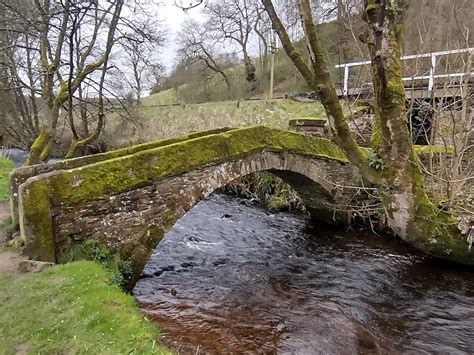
[134,193,474,354]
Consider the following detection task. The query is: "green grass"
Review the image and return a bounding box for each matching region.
[0,261,170,355]
[105,99,326,149]
[0,157,15,202]
[140,89,178,106]
[0,215,12,228]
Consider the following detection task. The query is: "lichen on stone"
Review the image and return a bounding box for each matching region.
[19,178,55,262]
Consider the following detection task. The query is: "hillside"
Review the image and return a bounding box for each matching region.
[104,99,328,150]
[153,0,473,104]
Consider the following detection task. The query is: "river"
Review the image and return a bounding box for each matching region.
[134,193,474,354]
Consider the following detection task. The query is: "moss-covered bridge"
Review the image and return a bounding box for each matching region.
[11,126,372,283]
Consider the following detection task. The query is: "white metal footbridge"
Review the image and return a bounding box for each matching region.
[335,47,473,99]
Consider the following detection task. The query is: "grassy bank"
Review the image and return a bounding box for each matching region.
[105,99,326,149]
[0,261,170,354]
[0,156,15,202]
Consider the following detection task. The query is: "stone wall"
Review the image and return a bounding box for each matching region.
[50,151,358,284]
[16,126,363,285]
[9,127,234,230]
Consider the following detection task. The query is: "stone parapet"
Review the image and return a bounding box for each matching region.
[289,117,327,137]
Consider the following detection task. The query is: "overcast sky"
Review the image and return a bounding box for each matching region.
[159,2,204,71]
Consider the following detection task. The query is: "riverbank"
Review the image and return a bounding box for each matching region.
[0,231,170,354]
[0,259,171,354]
[0,157,170,354]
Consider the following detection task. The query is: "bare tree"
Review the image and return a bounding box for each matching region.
[175,0,206,11]
[118,21,165,104]
[18,0,125,164]
[253,1,272,89]
[177,19,232,91]
[0,0,41,147]
[205,0,258,90]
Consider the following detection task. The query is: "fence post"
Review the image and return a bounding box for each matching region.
[343,65,349,97]
[428,53,436,91]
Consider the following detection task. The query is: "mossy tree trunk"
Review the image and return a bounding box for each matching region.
[243,49,258,91]
[25,0,124,166]
[261,0,473,264]
[25,98,62,165]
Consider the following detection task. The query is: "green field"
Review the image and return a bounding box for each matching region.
[0,261,170,354]
[105,99,327,149]
[141,88,179,106]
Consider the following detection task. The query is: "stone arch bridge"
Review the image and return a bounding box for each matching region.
[11,127,369,283]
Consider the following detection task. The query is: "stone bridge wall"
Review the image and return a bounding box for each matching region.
[51,151,358,282]
[9,128,234,230]
[15,126,364,284]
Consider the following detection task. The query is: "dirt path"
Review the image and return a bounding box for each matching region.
[0,201,9,221]
[0,201,25,275]
[0,250,22,274]
[0,201,11,243]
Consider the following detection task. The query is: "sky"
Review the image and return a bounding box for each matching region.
[159,1,205,71]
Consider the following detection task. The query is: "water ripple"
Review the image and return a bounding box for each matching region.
[134,193,474,354]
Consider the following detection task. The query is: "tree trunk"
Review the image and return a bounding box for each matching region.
[362,0,472,263]
[65,112,104,159]
[25,128,51,165]
[263,0,376,180]
[78,85,89,137]
[243,49,258,91]
[254,21,269,90]
[25,105,60,165]
[261,0,473,264]
[133,60,142,104]
[220,70,232,91]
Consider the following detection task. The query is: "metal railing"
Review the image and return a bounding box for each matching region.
[335,48,474,97]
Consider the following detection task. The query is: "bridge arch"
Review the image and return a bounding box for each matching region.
[16,127,362,285]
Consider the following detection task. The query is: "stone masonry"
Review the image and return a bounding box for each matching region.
[14,126,364,285]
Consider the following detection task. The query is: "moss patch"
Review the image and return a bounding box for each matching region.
[407,151,473,264]
[20,179,55,262]
[9,128,236,230]
[30,126,348,206]
[55,127,235,169]
[267,195,290,211]
[410,199,472,264]
[12,127,235,195]
[413,145,453,154]
[0,261,170,354]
